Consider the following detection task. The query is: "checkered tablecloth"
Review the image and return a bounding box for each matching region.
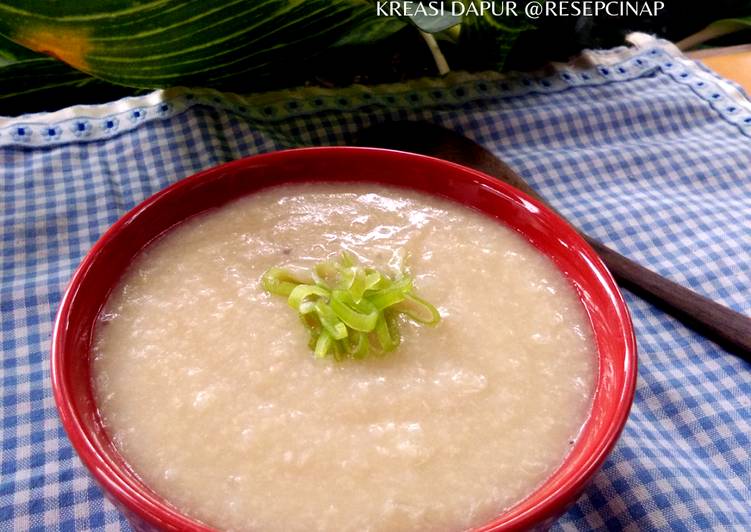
[1,34,750,531]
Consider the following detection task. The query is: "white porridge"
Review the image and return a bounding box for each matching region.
[92,183,596,532]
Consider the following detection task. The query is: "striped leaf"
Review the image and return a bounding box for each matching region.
[0,0,406,89]
[0,57,141,115]
[0,34,138,114]
[0,33,41,64]
[0,1,540,115]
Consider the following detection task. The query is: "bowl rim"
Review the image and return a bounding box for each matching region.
[51,146,637,531]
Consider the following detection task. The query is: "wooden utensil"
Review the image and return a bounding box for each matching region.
[356,121,751,358]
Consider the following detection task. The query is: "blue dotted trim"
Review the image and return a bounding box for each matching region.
[659,57,751,132]
[1,46,750,146]
[0,99,189,147]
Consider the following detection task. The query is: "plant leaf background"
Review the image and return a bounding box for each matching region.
[0,0,750,116]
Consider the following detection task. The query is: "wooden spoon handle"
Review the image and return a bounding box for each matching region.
[585,238,751,355]
[356,122,751,357]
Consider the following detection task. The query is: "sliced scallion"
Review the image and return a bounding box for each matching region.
[261,252,441,360]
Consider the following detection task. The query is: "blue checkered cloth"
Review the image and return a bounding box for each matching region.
[1,35,750,531]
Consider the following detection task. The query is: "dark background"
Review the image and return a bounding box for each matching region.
[306,0,751,91]
[506,0,751,70]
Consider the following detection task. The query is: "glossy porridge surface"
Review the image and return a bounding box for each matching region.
[92,183,596,532]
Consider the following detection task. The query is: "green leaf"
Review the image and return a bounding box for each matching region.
[395,1,462,33]
[0,1,542,112]
[0,33,41,64]
[456,0,536,70]
[332,9,407,46]
[708,17,751,32]
[0,0,406,90]
[0,55,137,115]
[677,17,751,50]
[261,253,440,360]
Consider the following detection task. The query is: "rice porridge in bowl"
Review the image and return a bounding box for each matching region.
[91,181,596,532]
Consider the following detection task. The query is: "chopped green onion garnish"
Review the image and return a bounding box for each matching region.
[261,267,301,296]
[314,300,348,340]
[348,267,367,302]
[261,252,441,360]
[350,330,369,359]
[374,313,399,352]
[314,331,332,358]
[330,290,379,332]
[394,293,442,326]
[288,284,329,310]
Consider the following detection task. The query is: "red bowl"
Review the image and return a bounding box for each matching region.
[51,147,637,531]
